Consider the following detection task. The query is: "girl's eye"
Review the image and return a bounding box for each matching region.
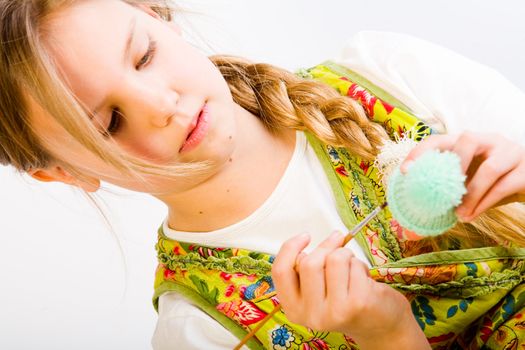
[105,108,122,136]
[136,39,157,69]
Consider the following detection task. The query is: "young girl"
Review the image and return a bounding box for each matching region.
[1,1,524,349]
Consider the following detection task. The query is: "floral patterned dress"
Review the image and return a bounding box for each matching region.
[153,62,525,350]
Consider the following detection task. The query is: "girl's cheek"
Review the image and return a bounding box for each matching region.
[121,137,176,163]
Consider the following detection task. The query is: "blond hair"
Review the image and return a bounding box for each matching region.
[0,0,523,248]
[0,0,207,184]
[208,55,525,249]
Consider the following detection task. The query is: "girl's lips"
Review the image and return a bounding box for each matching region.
[179,104,210,153]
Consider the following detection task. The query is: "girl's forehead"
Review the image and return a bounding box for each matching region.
[43,1,138,55]
[44,1,138,110]
[46,0,133,39]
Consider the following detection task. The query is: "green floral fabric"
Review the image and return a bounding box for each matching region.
[153,62,525,350]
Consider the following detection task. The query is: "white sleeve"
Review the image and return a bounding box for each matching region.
[151,292,250,350]
[334,31,525,145]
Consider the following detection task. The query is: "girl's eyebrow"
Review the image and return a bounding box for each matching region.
[123,15,138,65]
[88,15,138,120]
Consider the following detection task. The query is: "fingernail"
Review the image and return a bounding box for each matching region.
[456,211,471,223]
[455,208,465,222]
[466,215,475,222]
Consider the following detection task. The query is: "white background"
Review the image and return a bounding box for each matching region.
[1,0,525,349]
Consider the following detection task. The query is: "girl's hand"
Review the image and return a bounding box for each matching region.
[401,132,525,222]
[272,232,430,349]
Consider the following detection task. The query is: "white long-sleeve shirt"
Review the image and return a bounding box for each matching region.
[152,31,525,350]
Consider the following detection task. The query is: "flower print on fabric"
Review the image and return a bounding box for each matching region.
[347,82,385,117]
[244,276,275,301]
[154,62,525,350]
[270,325,296,350]
[217,299,267,326]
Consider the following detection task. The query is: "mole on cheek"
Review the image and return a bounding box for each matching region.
[229,135,232,140]
[199,211,203,214]
[229,158,232,162]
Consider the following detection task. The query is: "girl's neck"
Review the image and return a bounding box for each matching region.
[162,104,296,232]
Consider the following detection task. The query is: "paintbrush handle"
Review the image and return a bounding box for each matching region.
[343,202,388,245]
[235,202,387,349]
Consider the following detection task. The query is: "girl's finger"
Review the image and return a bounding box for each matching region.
[462,165,525,220]
[345,257,372,312]
[400,134,457,173]
[298,231,344,308]
[317,230,345,249]
[272,233,311,303]
[451,132,483,175]
[457,150,521,218]
[325,247,354,305]
[295,251,307,267]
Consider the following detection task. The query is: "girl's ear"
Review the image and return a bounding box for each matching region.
[29,166,100,193]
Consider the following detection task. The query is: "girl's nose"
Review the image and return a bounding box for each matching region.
[138,89,179,129]
[151,104,174,128]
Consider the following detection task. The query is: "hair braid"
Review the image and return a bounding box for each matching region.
[211,55,389,160]
[211,55,525,249]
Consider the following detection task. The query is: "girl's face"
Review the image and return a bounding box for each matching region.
[31,0,237,194]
